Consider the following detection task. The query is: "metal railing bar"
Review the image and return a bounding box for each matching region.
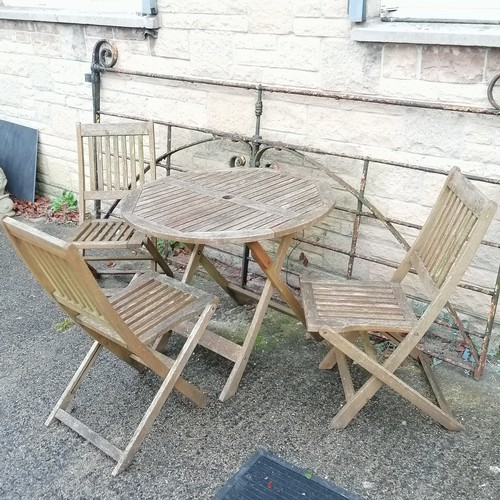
[101,66,500,116]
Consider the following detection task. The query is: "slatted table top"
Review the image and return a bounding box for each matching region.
[121,169,336,244]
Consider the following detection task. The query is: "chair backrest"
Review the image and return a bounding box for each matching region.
[393,167,497,334]
[76,121,157,223]
[1,217,165,370]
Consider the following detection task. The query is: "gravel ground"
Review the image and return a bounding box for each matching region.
[1,217,499,499]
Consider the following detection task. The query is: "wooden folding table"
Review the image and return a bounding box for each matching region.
[121,168,335,401]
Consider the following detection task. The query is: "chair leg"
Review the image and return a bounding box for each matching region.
[336,351,355,401]
[112,302,217,476]
[152,330,173,353]
[319,347,337,370]
[45,341,103,426]
[319,331,361,370]
[323,329,463,431]
[143,238,174,278]
[361,333,376,359]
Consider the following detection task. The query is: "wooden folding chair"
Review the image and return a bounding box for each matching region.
[301,167,497,431]
[2,216,218,475]
[70,121,173,277]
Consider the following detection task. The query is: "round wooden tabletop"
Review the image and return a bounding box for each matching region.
[121,168,336,244]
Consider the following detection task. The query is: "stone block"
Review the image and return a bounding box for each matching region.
[0,38,34,55]
[158,0,247,15]
[153,29,189,59]
[276,36,321,71]
[379,77,489,107]
[292,0,322,17]
[262,67,321,88]
[320,38,382,93]
[49,103,82,140]
[190,31,234,79]
[464,115,500,147]
[485,48,500,81]
[15,31,31,43]
[306,102,405,149]
[233,64,264,83]
[113,27,145,41]
[0,53,31,77]
[260,98,307,134]
[234,47,277,68]
[161,13,248,32]
[50,59,88,85]
[30,59,54,91]
[382,44,418,79]
[293,18,350,38]
[0,29,16,41]
[206,90,256,135]
[5,20,35,31]
[65,96,92,112]
[234,33,277,51]
[32,25,86,61]
[84,25,114,38]
[400,108,465,159]
[364,162,441,207]
[321,0,351,17]
[462,141,500,165]
[248,0,293,34]
[34,22,59,34]
[421,46,485,83]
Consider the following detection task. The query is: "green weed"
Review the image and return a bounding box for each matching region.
[54,317,74,332]
[51,190,78,212]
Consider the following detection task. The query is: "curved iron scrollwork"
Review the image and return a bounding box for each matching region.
[229,155,247,168]
[92,39,118,70]
[487,73,500,110]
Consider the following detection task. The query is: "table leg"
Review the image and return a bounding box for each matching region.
[219,235,297,401]
[184,243,246,304]
[182,243,204,284]
[247,238,306,326]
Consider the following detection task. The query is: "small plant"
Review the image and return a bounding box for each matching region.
[50,190,78,213]
[158,238,185,256]
[54,317,74,332]
[168,240,185,254]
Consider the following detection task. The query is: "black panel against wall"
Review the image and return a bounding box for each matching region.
[0,119,38,201]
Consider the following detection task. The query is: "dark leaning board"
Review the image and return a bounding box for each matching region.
[0,119,38,201]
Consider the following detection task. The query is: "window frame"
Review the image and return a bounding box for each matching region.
[0,0,159,28]
[380,1,500,24]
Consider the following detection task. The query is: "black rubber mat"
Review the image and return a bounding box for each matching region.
[213,449,364,500]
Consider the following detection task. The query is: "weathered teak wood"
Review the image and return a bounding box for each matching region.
[121,169,335,244]
[1,217,218,475]
[301,167,497,430]
[71,121,173,277]
[121,168,336,400]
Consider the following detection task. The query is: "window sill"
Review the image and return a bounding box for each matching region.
[351,19,500,48]
[0,7,159,29]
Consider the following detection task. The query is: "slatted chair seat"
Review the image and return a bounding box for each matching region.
[2,216,219,475]
[70,121,173,276]
[301,167,497,431]
[302,281,418,332]
[72,219,146,246]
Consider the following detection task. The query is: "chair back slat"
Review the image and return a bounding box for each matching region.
[103,135,112,190]
[76,121,156,218]
[129,135,137,189]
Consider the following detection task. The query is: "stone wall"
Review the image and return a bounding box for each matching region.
[0,0,499,350]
